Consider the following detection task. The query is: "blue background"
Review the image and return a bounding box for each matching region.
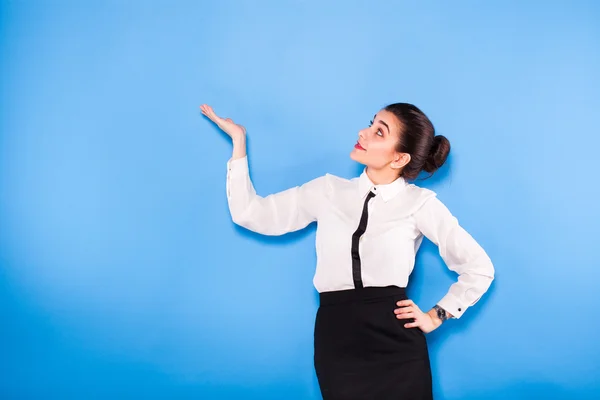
[1,0,599,399]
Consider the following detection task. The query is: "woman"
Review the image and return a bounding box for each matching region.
[200,103,495,400]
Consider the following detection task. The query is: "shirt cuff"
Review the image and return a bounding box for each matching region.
[226,155,250,200]
[436,293,467,319]
[227,155,249,178]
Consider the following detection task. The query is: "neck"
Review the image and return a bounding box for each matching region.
[365,166,401,185]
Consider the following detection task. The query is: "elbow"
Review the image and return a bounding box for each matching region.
[230,209,251,230]
[466,257,495,301]
[486,257,495,283]
[227,197,253,229]
[473,253,495,280]
[229,209,276,235]
[480,257,495,290]
[480,258,496,298]
[463,254,495,280]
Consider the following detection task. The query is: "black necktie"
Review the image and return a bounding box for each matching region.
[351,190,376,289]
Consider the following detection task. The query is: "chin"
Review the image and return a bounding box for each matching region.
[349,150,365,164]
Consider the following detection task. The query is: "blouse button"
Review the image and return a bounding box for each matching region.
[458,308,462,312]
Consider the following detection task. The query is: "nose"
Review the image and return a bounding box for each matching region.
[358,129,367,140]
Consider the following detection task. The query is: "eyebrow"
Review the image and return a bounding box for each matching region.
[373,114,390,134]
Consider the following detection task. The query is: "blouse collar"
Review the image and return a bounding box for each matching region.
[358,167,407,203]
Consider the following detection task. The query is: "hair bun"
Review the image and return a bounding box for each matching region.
[423,135,450,174]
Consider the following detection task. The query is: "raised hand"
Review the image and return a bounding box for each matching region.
[199,104,246,142]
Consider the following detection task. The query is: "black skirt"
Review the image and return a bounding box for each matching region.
[314,285,433,400]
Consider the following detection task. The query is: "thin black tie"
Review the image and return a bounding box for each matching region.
[351,190,376,289]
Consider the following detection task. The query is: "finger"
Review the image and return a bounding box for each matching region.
[200,105,216,120]
[396,299,414,307]
[206,106,216,118]
[396,312,415,319]
[394,306,413,314]
[204,105,216,117]
[404,321,420,328]
[207,109,224,125]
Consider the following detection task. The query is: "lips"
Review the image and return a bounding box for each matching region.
[355,141,365,150]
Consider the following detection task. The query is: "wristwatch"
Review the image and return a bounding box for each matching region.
[433,305,450,322]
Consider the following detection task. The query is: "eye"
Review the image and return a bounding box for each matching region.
[369,119,384,137]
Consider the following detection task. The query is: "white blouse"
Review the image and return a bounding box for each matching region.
[226,155,495,319]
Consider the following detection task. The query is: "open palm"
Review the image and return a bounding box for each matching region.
[199,104,246,140]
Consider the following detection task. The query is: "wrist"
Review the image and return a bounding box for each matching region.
[427,309,443,328]
[430,304,452,325]
[232,136,247,159]
[232,134,246,144]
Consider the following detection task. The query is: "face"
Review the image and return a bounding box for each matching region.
[350,109,411,171]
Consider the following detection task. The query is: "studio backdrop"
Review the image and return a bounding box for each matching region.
[1,1,599,399]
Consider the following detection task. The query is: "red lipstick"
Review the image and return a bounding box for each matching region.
[355,141,365,150]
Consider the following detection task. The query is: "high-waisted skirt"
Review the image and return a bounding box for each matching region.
[314,285,433,400]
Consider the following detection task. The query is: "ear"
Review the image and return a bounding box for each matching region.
[391,153,411,169]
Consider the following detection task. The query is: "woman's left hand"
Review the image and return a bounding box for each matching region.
[394,299,441,334]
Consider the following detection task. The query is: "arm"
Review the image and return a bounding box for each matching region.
[226,153,327,235]
[200,104,327,235]
[414,196,495,321]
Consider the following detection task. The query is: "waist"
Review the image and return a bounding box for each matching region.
[319,285,407,306]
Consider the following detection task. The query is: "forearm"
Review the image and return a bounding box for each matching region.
[232,135,247,160]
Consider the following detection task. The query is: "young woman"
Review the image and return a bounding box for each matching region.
[200,103,495,400]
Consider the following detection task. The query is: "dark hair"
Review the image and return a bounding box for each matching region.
[384,103,450,180]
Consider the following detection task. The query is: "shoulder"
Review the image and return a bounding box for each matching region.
[323,172,355,186]
[298,173,353,198]
[404,182,437,200]
[404,182,437,204]
[396,183,439,217]
[302,173,351,186]
[404,184,457,221]
[305,173,357,198]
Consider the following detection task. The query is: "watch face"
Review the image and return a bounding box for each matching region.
[435,306,447,320]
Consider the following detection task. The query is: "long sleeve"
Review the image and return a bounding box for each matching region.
[226,155,328,235]
[414,195,495,319]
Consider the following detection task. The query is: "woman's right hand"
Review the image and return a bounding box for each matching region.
[200,104,246,142]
